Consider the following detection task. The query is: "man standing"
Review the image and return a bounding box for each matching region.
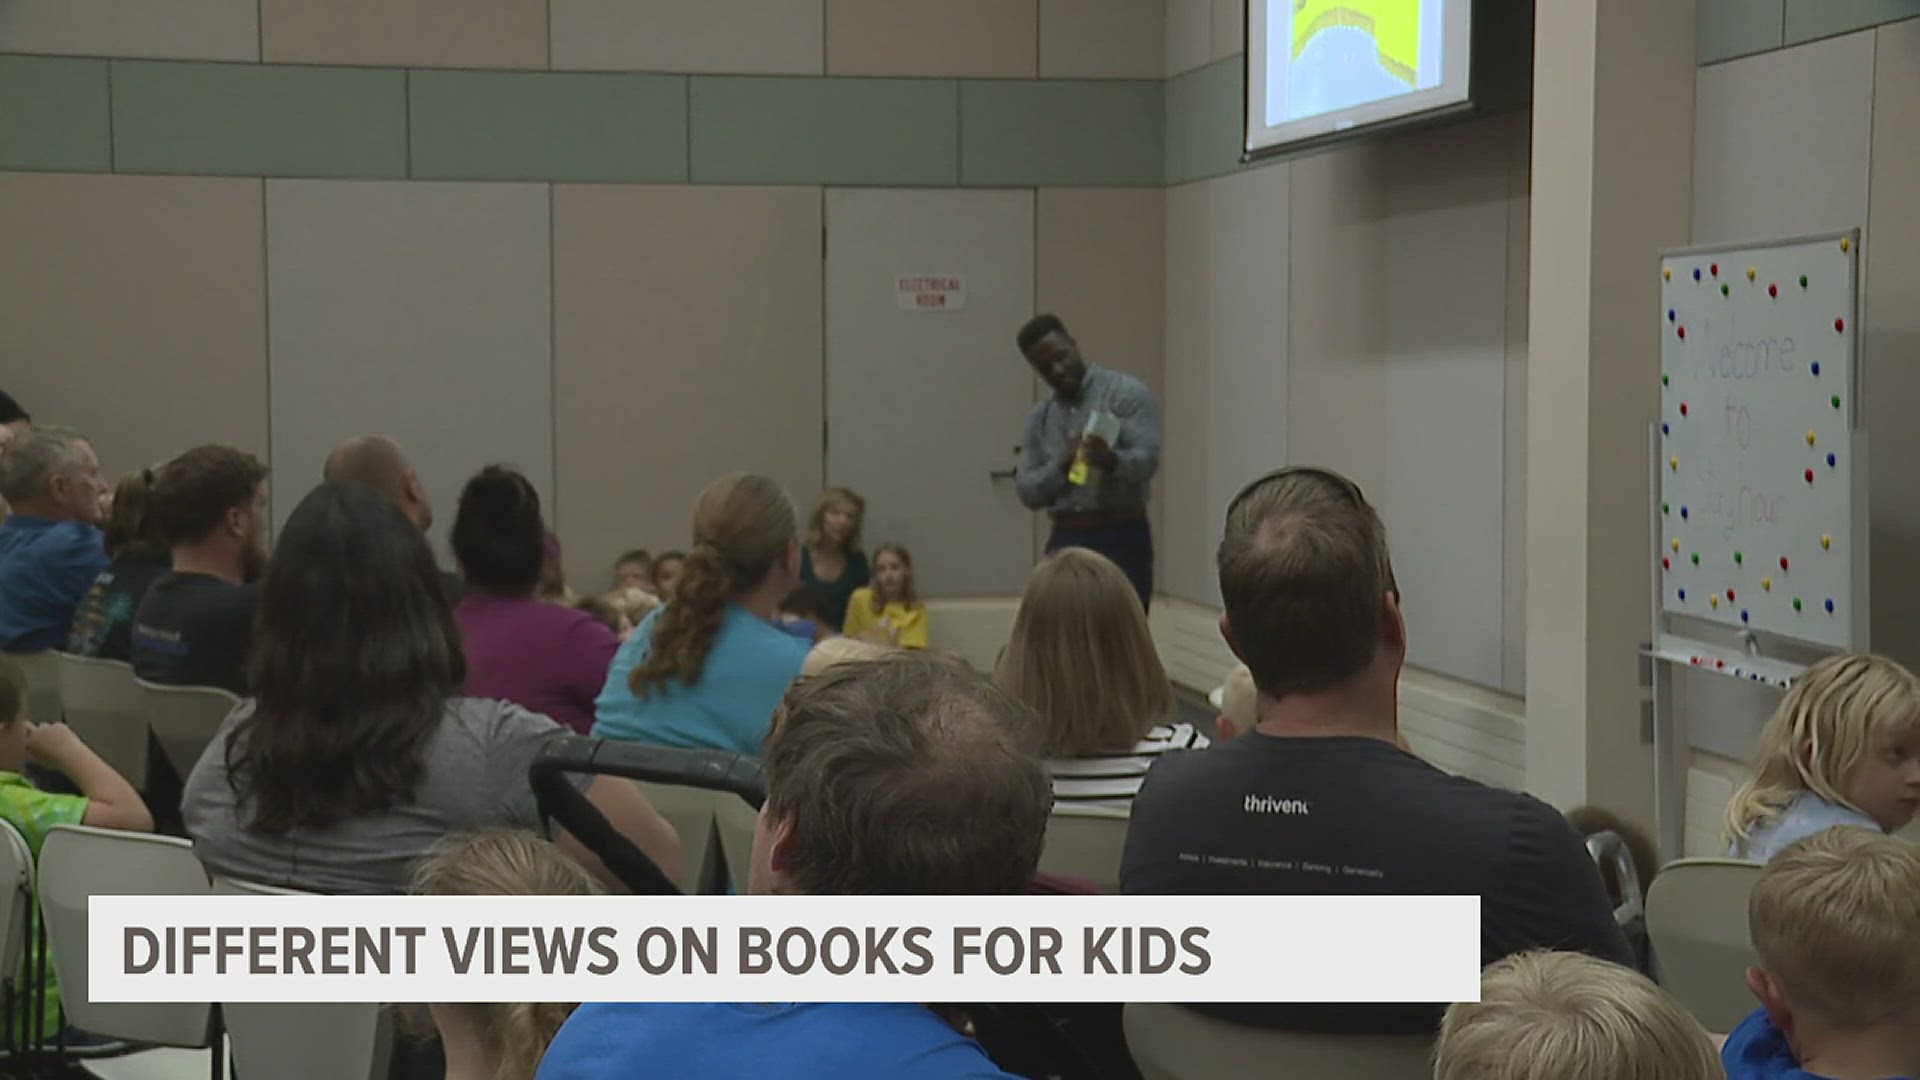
[0,427,109,651]
[1013,315,1161,612]
[538,652,1048,1078]
[131,445,268,693]
[1122,467,1629,1033]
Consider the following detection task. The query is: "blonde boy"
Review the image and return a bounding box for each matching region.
[1436,950,1722,1080]
[1722,827,1920,1080]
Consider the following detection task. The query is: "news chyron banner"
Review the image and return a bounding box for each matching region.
[92,895,1479,1004]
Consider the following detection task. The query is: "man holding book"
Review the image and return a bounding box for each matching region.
[1012,314,1162,612]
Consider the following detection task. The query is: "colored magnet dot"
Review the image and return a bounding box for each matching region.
[1807,430,1817,446]
[1717,660,1725,670]
[1673,538,1681,553]
[1710,263,1719,277]
[1664,267,1672,281]
[1662,373,1670,386]
[1762,576,1772,591]
[1793,598,1802,611]
[1769,283,1778,298]
[1662,557,1671,570]
[1835,317,1846,332]
[1741,610,1750,623]
[1680,402,1689,416]
[1678,589,1688,601]
[1841,237,1851,253]
[1681,506,1690,519]
[1747,266,1757,282]
[1781,556,1791,570]
[1821,534,1831,550]
[1832,394,1842,409]
[1662,423,1670,435]
[1670,455,1679,470]
[1805,468,1815,483]
[1693,268,1702,281]
[1825,599,1835,613]
[1721,283,1730,297]
[1662,502,1670,514]
[1811,361,1821,376]
[1678,325,1687,340]
[1691,552,1700,565]
[1827,452,1836,467]
[1800,274,1809,288]
[1734,551,1743,564]
[1728,588,1737,601]
[1710,594,1720,609]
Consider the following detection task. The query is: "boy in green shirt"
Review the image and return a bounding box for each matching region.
[0,656,153,1038]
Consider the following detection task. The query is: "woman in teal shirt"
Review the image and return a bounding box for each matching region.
[799,487,870,633]
[594,474,811,755]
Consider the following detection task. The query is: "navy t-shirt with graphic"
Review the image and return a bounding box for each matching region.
[131,572,259,693]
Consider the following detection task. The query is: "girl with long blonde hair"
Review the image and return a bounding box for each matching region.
[996,548,1203,816]
[591,474,811,755]
[1723,652,1920,860]
[409,831,601,1080]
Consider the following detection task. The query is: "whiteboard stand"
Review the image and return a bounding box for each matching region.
[1647,231,1867,862]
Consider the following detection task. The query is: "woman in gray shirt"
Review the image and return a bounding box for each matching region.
[184,482,678,895]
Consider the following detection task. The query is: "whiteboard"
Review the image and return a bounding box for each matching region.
[1657,231,1862,650]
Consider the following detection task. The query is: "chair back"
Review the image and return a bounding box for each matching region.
[635,782,725,894]
[1038,812,1129,894]
[212,877,393,1080]
[0,820,34,996]
[137,680,239,780]
[13,650,62,726]
[37,825,213,1047]
[55,654,148,789]
[1646,857,1764,1031]
[1124,1002,1433,1080]
[713,793,760,893]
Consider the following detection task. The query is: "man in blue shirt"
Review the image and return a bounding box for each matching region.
[1013,314,1162,612]
[0,426,110,652]
[539,652,1049,1079]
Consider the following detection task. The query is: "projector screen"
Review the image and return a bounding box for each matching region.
[1246,0,1473,155]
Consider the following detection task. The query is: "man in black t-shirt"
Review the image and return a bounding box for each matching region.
[131,446,269,694]
[1121,467,1629,1034]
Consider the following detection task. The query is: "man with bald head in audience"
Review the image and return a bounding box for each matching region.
[324,435,434,532]
[1121,466,1629,1034]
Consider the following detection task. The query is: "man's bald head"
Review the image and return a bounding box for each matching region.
[324,435,432,531]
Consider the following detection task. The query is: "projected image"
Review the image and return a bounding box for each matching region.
[1269,0,1446,126]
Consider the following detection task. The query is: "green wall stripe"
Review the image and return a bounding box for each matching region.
[410,70,688,182]
[111,60,406,178]
[1166,58,1246,184]
[1698,0,1786,64]
[689,77,958,185]
[960,79,1163,187]
[0,55,112,172]
[1784,1,1920,46]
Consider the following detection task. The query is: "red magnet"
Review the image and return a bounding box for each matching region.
[1780,556,1790,571]
[1711,263,1720,277]
[1805,468,1815,483]
[1835,317,1846,332]
[1769,283,1778,298]
[1662,557,1671,570]
[1677,325,1686,340]
[1680,403,1689,416]
[1727,589,1737,601]
[1716,659,1726,670]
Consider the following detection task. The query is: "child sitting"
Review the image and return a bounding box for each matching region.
[1437,950,1722,1080]
[1723,653,1919,861]
[1722,827,1920,1080]
[842,543,927,649]
[800,636,891,679]
[774,587,829,644]
[611,548,654,595]
[0,656,153,1037]
[651,551,686,603]
[409,830,601,1080]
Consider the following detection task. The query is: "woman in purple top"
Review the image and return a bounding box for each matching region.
[449,466,618,735]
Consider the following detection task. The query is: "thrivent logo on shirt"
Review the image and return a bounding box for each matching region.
[1243,794,1310,816]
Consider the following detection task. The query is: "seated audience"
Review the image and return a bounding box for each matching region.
[541,652,1044,1078]
[184,482,678,894]
[131,445,268,693]
[1723,653,1919,861]
[997,547,1200,817]
[843,543,928,649]
[773,586,828,644]
[0,426,109,652]
[651,551,686,603]
[799,635,890,679]
[799,487,870,633]
[411,831,599,1080]
[574,595,630,639]
[1122,467,1628,1033]
[323,434,460,602]
[0,655,153,1037]
[602,586,659,634]
[68,466,171,661]
[1436,951,1722,1080]
[450,466,621,736]
[593,474,810,756]
[611,549,653,595]
[1723,827,1920,1080]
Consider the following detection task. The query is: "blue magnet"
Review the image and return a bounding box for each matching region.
[1827,452,1836,467]
[1812,362,1821,376]
[1741,610,1750,623]
[1662,423,1670,435]
[1678,588,1687,601]
[1681,507,1689,519]
[1693,268,1702,281]
[1668,309,1676,322]
[1825,599,1836,613]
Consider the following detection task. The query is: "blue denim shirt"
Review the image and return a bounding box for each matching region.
[1015,364,1162,518]
[0,515,108,652]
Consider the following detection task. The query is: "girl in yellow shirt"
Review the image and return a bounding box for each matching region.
[843,544,927,649]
